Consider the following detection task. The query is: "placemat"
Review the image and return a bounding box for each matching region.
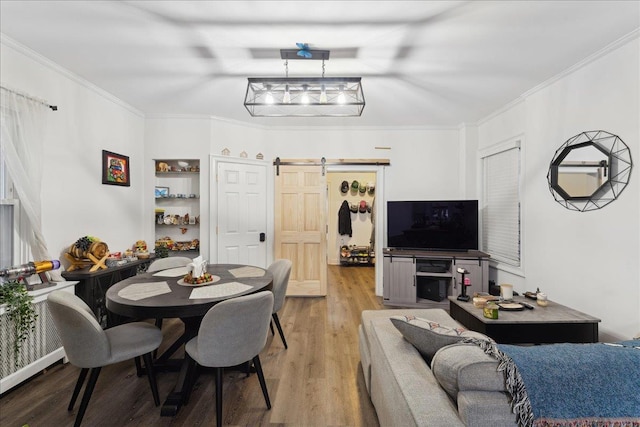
[152,266,189,277]
[189,281,252,299]
[118,281,172,301]
[228,266,265,278]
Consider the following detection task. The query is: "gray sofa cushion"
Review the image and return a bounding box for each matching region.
[458,391,518,427]
[360,308,459,395]
[368,312,465,427]
[390,315,490,363]
[431,342,506,399]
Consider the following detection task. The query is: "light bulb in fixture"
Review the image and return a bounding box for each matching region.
[301,86,310,104]
[320,85,327,104]
[283,85,291,104]
[337,85,346,104]
[265,85,274,104]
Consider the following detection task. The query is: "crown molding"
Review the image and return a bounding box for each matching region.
[263,124,460,132]
[145,113,460,132]
[145,113,269,130]
[477,29,639,126]
[1,33,144,118]
[521,28,639,99]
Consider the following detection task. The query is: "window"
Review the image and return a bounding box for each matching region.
[481,139,521,267]
[1,87,52,275]
[1,105,31,270]
[0,151,23,269]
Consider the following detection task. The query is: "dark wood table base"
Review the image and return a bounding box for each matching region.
[158,317,201,416]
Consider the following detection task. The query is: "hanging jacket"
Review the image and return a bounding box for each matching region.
[338,200,352,237]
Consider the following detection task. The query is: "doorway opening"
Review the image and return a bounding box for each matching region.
[327,171,376,265]
[326,167,382,294]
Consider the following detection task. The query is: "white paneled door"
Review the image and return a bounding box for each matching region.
[216,160,267,267]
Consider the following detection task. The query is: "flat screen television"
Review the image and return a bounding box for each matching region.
[387,200,479,251]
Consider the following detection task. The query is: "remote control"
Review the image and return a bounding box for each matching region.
[520,302,535,310]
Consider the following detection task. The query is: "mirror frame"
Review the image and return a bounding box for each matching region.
[549,141,611,201]
[547,130,632,212]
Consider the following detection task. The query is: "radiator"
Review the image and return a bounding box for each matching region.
[0,283,74,393]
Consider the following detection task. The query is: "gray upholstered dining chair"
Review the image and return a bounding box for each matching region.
[47,290,163,427]
[267,259,292,349]
[146,256,192,273]
[184,291,274,427]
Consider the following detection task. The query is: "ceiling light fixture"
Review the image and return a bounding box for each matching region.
[244,48,365,117]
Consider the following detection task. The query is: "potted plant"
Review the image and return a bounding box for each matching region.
[0,280,37,366]
[154,243,169,258]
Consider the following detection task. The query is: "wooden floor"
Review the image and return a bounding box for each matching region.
[1,265,385,427]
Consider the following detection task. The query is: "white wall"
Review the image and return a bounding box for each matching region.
[144,121,463,255]
[1,37,147,264]
[261,127,462,202]
[476,36,640,341]
[144,120,462,294]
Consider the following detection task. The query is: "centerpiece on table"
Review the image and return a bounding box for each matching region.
[183,256,213,284]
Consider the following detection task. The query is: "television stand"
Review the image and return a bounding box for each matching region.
[382,248,490,309]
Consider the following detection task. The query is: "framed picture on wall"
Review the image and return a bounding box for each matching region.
[102,150,130,186]
[155,186,169,198]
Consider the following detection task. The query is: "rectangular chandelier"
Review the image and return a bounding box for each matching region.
[244,77,365,117]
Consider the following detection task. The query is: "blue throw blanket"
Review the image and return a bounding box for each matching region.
[466,339,640,427]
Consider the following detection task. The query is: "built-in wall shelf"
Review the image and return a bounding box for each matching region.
[154,159,200,258]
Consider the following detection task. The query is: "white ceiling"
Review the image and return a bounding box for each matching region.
[1,1,638,127]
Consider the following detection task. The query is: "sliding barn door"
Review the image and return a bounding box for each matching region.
[274,165,327,296]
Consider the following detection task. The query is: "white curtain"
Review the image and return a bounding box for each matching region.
[0,87,62,281]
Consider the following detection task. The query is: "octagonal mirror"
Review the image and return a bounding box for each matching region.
[548,130,632,212]
[552,143,610,199]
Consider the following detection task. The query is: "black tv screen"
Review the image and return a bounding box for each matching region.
[387,200,479,251]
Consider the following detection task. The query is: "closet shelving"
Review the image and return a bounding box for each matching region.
[340,245,375,265]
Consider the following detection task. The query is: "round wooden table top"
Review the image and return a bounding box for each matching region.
[106,263,273,319]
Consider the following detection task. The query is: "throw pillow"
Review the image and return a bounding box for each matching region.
[390,315,489,363]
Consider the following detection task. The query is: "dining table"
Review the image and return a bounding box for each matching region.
[105,263,273,416]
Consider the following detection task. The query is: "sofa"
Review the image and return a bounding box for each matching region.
[358,308,518,427]
[360,308,640,427]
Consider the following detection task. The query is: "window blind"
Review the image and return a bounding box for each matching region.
[482,146,521,266]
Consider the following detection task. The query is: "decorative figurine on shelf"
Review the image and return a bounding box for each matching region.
[134,240,147,252]
[456,267,471,302]
[240,151,248,158]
